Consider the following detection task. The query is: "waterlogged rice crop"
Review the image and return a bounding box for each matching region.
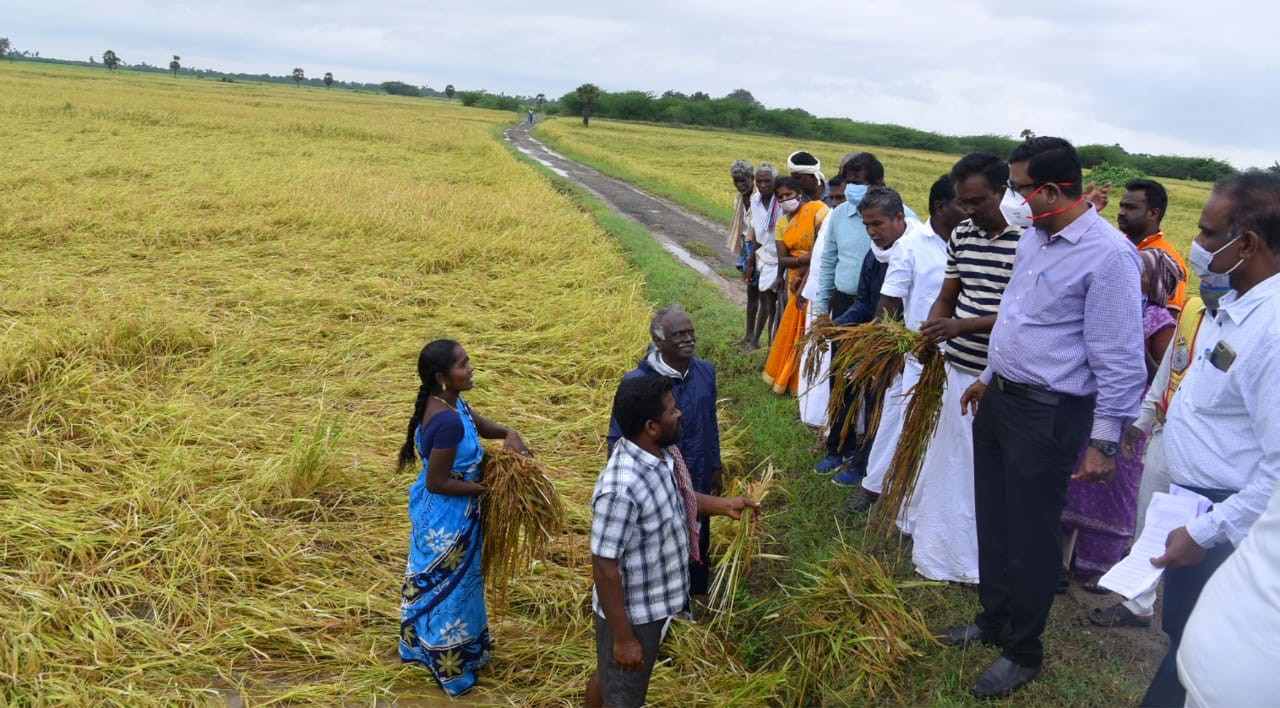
[0,63,784,705]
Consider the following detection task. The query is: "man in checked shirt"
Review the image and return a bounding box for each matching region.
[586,376,758,708]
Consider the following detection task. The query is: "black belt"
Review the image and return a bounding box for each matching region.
[993,374,1085,407]
[1178,485,1235,505]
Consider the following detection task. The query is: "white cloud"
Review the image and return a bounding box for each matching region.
[6,0,1277,167]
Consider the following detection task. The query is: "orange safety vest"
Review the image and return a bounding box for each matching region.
[1157,296,1206,424]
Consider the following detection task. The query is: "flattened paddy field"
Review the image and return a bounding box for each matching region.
[2,62,1159,706]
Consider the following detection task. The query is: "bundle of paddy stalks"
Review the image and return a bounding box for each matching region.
[480,447,567,603]
[803,319,946,535]
[774,537,936,703]
[706,463,782,627]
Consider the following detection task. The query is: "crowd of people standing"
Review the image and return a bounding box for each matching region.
[386,136,1278,707]
[728,139,1280,703]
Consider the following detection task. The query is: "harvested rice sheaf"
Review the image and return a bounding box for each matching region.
[804,320,946,534]
[480,449,567,602]
[706,463,782,627]
[776,539,935,704]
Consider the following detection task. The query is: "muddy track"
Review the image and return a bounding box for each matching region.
[504,122,747,307]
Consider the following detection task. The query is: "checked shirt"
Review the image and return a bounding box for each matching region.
[590,437,690,625]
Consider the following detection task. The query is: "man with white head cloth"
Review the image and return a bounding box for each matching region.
[788,150,827,204]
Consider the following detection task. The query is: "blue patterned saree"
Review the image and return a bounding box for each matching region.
[400,398,492,696]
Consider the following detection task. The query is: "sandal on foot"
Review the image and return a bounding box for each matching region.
[1089,604,1151,628]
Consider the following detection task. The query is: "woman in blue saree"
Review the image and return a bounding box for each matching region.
[396,339,532,697]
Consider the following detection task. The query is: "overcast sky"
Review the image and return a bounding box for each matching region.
[7,0,1276,168]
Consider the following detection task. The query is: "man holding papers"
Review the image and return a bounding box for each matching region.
[1139,171,1280,707]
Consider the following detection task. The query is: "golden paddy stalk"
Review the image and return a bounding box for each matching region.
[0,62,773,705]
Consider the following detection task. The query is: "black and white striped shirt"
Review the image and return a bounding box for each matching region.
[944,220,1023,375]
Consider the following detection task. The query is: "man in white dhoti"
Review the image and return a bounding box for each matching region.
[844,186,949,504]
[909,152,1023,580]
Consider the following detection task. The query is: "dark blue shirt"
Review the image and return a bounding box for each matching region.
[606,357,722,493]
[834,250,889,326]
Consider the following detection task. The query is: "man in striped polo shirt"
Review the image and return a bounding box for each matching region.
[908,152,1022,584]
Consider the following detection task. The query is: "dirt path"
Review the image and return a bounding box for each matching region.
[505,122,747,307]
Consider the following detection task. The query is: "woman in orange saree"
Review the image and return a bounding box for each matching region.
[763,177,829,395]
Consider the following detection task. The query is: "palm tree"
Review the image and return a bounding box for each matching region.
[169,55,181,77]
[292,67,305,87]
[576,83,601,126]
[535,93,546,109]
[323,72,334,89]
[445,84,455,100]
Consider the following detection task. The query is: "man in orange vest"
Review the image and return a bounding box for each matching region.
[1117,179,1189,312]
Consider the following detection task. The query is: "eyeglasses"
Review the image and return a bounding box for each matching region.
[1006,180,1076,196]
[1006,179,1042,195]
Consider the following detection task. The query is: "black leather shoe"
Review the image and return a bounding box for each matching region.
[933,623,994,648]
[969,656,1041,700]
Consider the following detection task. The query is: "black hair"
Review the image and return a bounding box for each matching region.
[397,339,462,470]
[789,150,819,167]
[1124,178,1169,219]
[858,185,904,218]
[928,174,956,216]
[827,174,846,189]
[843,152,885,185]
[1008,136,1083,197]
[1214,171,1280,252]
[612,376,675,441]
[950,151,1009,194]
[773,175,803,197]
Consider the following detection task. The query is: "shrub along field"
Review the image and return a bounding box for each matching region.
[536,117,1213,269]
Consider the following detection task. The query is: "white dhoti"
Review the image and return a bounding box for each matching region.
[862,357,923,496]
[906,364,980,583]
[798,311,830,429]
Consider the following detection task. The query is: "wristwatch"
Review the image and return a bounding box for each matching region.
[1088,438,1119,457]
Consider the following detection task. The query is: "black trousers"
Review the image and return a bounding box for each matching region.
[689,515,712,595]
[1140,488,1235,707]
[971,380,1094,668]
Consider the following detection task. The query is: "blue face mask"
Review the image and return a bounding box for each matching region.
[845,183,869,205]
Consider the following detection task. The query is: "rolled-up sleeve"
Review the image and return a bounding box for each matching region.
[1186,344,1280,548]
[1083,248,1146,441]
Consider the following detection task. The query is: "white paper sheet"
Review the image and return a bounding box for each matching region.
[1098,490,1205,599]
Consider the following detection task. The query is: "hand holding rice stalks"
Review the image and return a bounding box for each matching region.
[480,448,567,604]
[706,463,781,627]
[804,320,946,535]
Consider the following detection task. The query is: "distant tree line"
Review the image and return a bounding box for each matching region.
[549,87,1238,183]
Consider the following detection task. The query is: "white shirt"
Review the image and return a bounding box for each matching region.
[880,218,947,333]
[749,192,779,266]
[802,216,832,302]
[1163,272,1280,548]
[1178,484,1280,707]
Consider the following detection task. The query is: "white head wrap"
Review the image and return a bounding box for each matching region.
[787,151,826,187]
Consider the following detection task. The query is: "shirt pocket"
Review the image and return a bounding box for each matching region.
[1022,271,1077,323]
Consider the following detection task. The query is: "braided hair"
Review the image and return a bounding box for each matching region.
[397,339,461,471]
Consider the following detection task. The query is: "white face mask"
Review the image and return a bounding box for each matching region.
[998,187,1034,229]
[1189,234,1244,279]
[780,197,801,214]
[870,241,893,263]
